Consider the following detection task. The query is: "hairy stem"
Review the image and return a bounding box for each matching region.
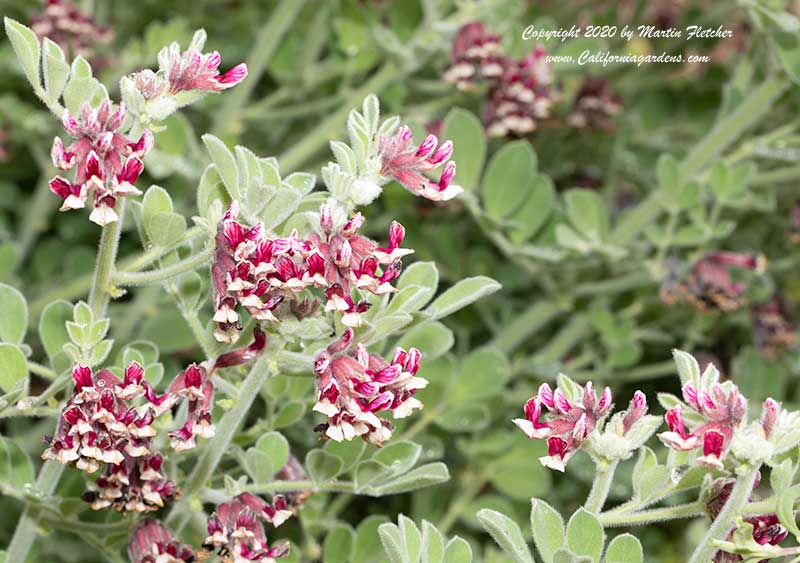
[88,199,126,318]
[111,247,212,286]
[688,464,760,563]
[599,501,705,527]
[584,460,619,514]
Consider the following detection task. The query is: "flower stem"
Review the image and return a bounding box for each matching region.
[5,460,65,562]
[599,501,705,527]
[584,460,619,514]
[688,464,761,563]
[88,199,126,318]
[166,352,276,532]
[111,247,212,286]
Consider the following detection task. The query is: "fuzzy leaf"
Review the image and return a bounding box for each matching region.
[426,276,501,320]
[203,134,240,201]
[38,300,72,360]
[0,283,27,345]
[441,108,485,191]
[306,449,343,483]
[531,498,565,563]
[323,524,355,563]
[4,18,41,90]
[605,534,643,563]
[482,140,537,220]
[477,509,534,563]
[0,344,27,394]
[566,509,604,563]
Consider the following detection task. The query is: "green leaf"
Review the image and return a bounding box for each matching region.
[62,77,104,116]
[306,449,343,483]
[273,400,306,428]
[245,449,273,483]
[0,283,28,345]
[256,432,289,471]
[566,509,604,563]
[203,134,240,200]
[0,436,34,489]
[362,462,450,496]
[421,520,445,563]
[372,441,422,475]
[0,344,27,393]
[509,175,555,243]
[395,261,439,309]
[400,515,422,563]
[531,499,565,563]
[323,524,355,563]
[564,189,608,241]
[656,154,681,208]
[605,534,643,563]
[4,18,41,90]
[352,515,390,563]
[776,484,800,538]
[147,211,187,247]
[491,438,550,501]
[482,140,537,220]
[143,186,173,231]
[450,347,509,403]
[396,322,454,360]
[442,537,472,563]
[324,439,366,473]
[41,38,69,103]
[38,300,72,360]
[436,403,491,432]
[441,108,485,191]
[477,509,534,563]
[426,276,501,320]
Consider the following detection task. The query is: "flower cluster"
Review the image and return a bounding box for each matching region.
[31,0,111,61]
[484,45,556,138]
[212,202,412,343]
[514,381,614,471]
[313,328,427,446]
[378,125,461,202]
[661,252,767,312]
[49,100,153,225]
[707,476,788,562]
[442,22,505,90]
[204,493,291,562]
[658,381,749,469]
[42,363,181,512]
[129,519,196,563]
[567,77,623,131]
[156,29,248,94]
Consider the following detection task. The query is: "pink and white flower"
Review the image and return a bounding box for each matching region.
[49,100,153,225]
[513,380,615,471]
[658,381,749,469]
[211,202,412,342]
[128,519,195,563]
[204,494,290,562]
[378,126,462,202]
[313,329,426,446]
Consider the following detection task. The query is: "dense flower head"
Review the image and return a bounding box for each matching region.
[157,29,247,94]
[658,380,749,469]
[443,22,505,90]
[41,362,181,512]
[313,328,427,446]
[204,494,290,562]
[129,519,196,563]
[41,335,264,513]
[378,125,462,202]
[49,100,153,225]
[212,202,412,342]
[567,77,622,130]
[31,0,111,61]
[484,45,556,138]
[513,380,614,471]
[660,252,767,312]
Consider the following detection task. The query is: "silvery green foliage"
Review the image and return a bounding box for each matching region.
[379,515,472,563]
[322,94,401,207]
[479,502,643,563]
[5,17,107,115]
